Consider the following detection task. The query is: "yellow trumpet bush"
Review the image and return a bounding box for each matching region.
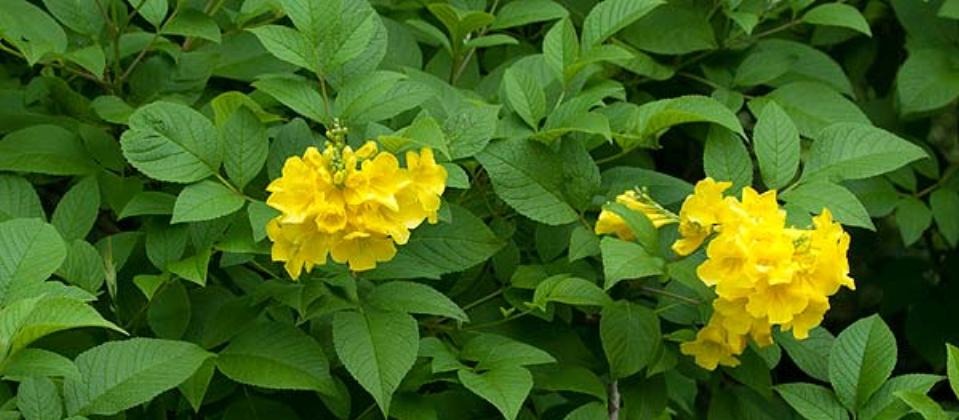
[596,178,855,370]
[265,135,446,278]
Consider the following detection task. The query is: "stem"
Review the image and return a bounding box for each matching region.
[750,20,801,40]
[461,288,504,312]
[608,380,621,420]
[915,164,958,198]
[450,0,500,85]
[595,147,636,165]
[639,286,701,305]
[318,76,332,125]
[463,309,533,330]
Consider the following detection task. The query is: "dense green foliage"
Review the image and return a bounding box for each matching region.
[0,0,958,418]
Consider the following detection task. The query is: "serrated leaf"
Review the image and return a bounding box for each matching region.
[1,348,79,381]
[118,191,176,219]
[476,140,578,225]
[56,240,105,293]
[253,75,329,124]
[222,107,268,190]
[162,9,220,42]
[0,219,67,303]
[754,83,868,137]
[804,123,928,182]
[502,67,546,129]
[829,315,897,411]
[859,374,944,420]
[775,383,848,420]
[460,333,555,370]
[581,0,665,47]
[930,189,959,247]
[895,390,948,420]
[366,281,468,321]
[335,71,431,125]
[178,359,214,413]
[333,309,418,417]
[621,2,717,55]
[0,175,43,221]
[17,376,62,420]
[704,128,753,192]
[896,196,933,246]
[172,181,245,224]
[51,177,100,241]
[781,182,874,230]
[601,300,661,379]
[530,365,607,402]
[121,102,221,183]
[0,1,67,65]
[458,367,532,420]
[600,237,664,290]
[803,3,872,36]
[42,0,104,35]
[491,0,568,29]
[0,296,123,354]
[531,275,610,310]
[63,338,212,416]
[754,101,800,189]
[618,95,745,149]
[948,343,959,400]
[217,322,336,394]
[0,125,97,176]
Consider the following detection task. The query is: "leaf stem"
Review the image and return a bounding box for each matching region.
[463,308,533,330]
[638,286,701,305]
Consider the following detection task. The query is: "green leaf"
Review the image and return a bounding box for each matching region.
[222,107,268,190]
[491,0,568,29]
[803,3,872,36]
[753,83,868,137]
[92,96,134,124]
[581,0,665,48]
[17,376,62,420]
[0,296,123,354]
[600,300,661,379]
[56,240,105,293]
[121,102,222,183]
[543,18,579,82]
[167,248,212,286]
[569,225,601,262]
[621,374,668,419]
[0,125,97,176]
[0,219,66,303]
[457,367,532,420]
[476,140,578,225]
[366,281,468,322]
[894,391,948,420]
[162,9,221,43]
[0,0,67,65]
[178,359,214,413]
[51,177,100,241]
[128,0,167,27]
[781,182,874,230]
[600,237,665,290]
[118,191,176,220]
[859,374,944,420]
[279,0,380,77]
[41,0,103,35]
[464,34,519,49]
[364,205,502,280]
[941,0,959,18]
[63,338,212,416]
[753,101,800,190]
[895,197,933,246]
[752,39,854,96]
[564,402,608,420]
[734,49,795,87]
[775,383,849,420]
[530,365,607,402]
[531,275,611,310]
[828,315,897,411]
[247,24,314,69]
[0,175,44,221]
[621,2,717,55]
[930,189,959,247]
[460,333,556,370]
[65,45,105,78]
[949,344,959,400]
[333,309,418,417]
[0,348,79,381]
[803,123,928,182]
[334,71,430,125]
[147,280,190,340]
[216,322,336,394]
[502,67,546,129]
[618,95,745,149]
[704,128,753,192]
[252,75,329,124]
[172,181,245,224]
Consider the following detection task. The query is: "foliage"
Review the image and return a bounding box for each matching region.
[0,0,957,418]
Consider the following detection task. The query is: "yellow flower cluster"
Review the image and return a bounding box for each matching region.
[265,137,446,278]
[595,178,855,371]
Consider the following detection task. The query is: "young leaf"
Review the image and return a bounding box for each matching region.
[531,275,611,310]
[600,237,665,290]
[333,309,418,417]
[171,181,245,224]
[781,182,874,230]
[491,0,568,30]
[704,128,753,193]
[121,102,222,184]
[458,367,533,420]
[0,219,67,303]
[601,300,661,379]
[222,107,269,190]
[775,383,849,420]
[63,338,212,416]
[802,3,872,36]
[17,376,63,420]
[216,322,336,394]
[502,67,546,129]
[753,101,800,190]
[543,18,579,81]
[803,123,928,182]
[366,281,469,322]
[828,314,897,411]
[580,0,665,47]
[51,176,100,241]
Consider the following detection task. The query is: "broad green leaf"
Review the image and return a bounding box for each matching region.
[781,182,874,230]
[366,281,468,321]
[621,2,717,55]
[860,374,944,420]
[209,91,283,127]
[118,191,176,219]
[147,280,190,339]
[752,39,854,96]
[895,391,948,420]
[0,296,122,354]
[803,3,872,36]
[621,374,668,419]
[252,75,329,124]
[897,48,959,115]
[704,128,753,192]
[63,338,212,416]
[543,18,579,82]
[803,123,928,182]
[460,333,555,370]
[162,9,221,43]
[735,48,795,87]
[364,205,502,279]
[753,101,800,190]
[445,101,500,160]
[617,95,745,149]
[942,0,959,18]
[775,383,848,420]
[725,349,772,398]
[491,0,568,29]
[222,107,268,190]
[0,175,44,221]
[17,376,62,420]
[333,309,418,416]
[51,177,100,241]
[279,0,380,76]
[564,402,607,420]
[121,102,221,183]
[600,237,664,290]
[0,219,66,303]
[896,197,933,246]
[167,248,212,286]
[531,275,610,310]
[42,0,103,35]
[753,83,868,137]
[128,0,168,27]
[0,1,67,65]
[569,225,601,262]
[530,365,607,402]
[217,322,336,394]
[502,67,546,129]
[829,315,897,411]
[601,300,661,379]
[457,367,532,420]
[0,348,79,380]
[91,96,134,125]
[172,181,245,224]
[56,240,105,293]
[0,125,97,176]
[581,0,665,47]
[930,189,959,247]
[334,71,430,125]
[949,344,959,399]
[178,359,214,413]
[476,140,578,225]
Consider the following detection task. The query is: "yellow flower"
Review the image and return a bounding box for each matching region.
[406,148,447,222]
[680,315,744,370]
[330,231,397,272]
[672,178,732,256]
[595,189,677,240]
